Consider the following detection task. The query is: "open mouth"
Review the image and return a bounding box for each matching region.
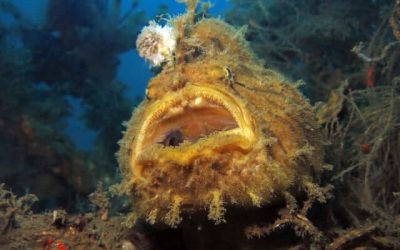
[132,84,256,167]
[145,96,239,147]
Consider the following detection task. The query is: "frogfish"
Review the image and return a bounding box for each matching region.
[117,7,325,227]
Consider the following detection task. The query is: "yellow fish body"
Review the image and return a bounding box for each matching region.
[118,16,324,227]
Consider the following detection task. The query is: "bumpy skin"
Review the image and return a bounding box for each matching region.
[118,17,324,227]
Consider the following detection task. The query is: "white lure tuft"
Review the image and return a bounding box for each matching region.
[136,21,176,67]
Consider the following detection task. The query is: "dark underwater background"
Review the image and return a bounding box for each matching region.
[0,0,230,211]
[1,0,400,249]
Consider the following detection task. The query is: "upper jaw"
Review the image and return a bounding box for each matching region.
[132,84,257,169]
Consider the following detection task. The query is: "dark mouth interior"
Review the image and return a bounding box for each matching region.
[143,100,239,148]
[161,129,184,147]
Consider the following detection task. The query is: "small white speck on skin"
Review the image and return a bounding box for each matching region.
[194,97,203,106]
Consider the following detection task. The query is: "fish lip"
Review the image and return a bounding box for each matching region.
[132,84,257,167]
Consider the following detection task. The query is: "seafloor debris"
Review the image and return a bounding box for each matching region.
[89,182,110,221]
[245,184,333,247]
[0,183,38,234]
[0,185,151,250]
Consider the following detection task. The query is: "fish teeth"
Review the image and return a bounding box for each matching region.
[165,106,184,118]
[189,96,205,108]
[181,100,189,107]
[194,97,204,106]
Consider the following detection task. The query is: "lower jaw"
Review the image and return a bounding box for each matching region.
[137,131,251,168]
[136,141,256,198]
[132,139,284,226]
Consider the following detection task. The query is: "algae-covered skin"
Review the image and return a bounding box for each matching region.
[118,12,325,227]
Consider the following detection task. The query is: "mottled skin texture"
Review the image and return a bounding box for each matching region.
[118,17,324,227]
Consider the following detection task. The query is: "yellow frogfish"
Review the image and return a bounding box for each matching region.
[117,8,325,228]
